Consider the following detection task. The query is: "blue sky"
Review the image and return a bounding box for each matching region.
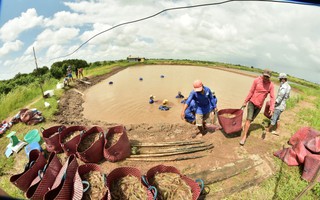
[0,0,319,84]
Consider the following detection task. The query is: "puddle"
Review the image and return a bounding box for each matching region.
[83,65,275,124]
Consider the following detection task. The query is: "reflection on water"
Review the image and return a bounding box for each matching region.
[83,65,261,124]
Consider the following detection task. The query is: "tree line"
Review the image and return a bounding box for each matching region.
[0,59,89,95]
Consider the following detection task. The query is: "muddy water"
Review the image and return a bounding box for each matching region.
[83,65,266,124]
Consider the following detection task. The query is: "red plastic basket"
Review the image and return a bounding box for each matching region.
[146,164,201,200]
[104,125,131,162]
[59,126,86,156]
[76,126,105,163]
[217,108,243,134]
[107,167,154,200]
[41,125,66,153]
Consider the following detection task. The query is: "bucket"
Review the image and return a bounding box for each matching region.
[24,129,41,144]
[25,142,42,158]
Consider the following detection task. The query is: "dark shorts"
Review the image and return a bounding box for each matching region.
[246,101,261,121]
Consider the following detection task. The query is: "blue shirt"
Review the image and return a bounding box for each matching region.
[185,86,216,115]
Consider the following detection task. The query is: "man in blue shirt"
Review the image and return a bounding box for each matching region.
[181,80,217,138]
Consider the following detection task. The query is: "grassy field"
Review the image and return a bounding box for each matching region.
[0,59,319,199]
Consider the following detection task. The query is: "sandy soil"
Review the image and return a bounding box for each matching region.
[53,65,299,181]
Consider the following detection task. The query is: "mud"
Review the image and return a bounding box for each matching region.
[53,65,284,183]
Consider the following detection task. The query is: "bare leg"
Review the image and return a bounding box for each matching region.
[240,120,251,145]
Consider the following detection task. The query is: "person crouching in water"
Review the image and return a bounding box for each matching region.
[181,80,217,138]
[149,95,155,104]
[159,99,170,111]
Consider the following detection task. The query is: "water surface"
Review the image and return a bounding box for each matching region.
[83,65,268,124]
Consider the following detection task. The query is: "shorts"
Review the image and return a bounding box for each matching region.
[195,113,211,126]
[246,101,261,121]
[68,73,72,78]
[270,109,282,126]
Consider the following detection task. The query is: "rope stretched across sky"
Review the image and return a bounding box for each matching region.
[50,0,319,60]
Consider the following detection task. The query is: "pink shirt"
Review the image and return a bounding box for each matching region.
[244,76,275,111]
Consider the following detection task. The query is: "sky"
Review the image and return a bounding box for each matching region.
[0,0,319,84]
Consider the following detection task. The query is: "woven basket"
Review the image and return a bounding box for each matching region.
[78,163,110,200]
[10,149,47,192]
[59,126,86,156]
[41,125,66,153]
[104,125,131,162]
[26,152,62,199]
[106,167,154,200]
[44,155,83,200]
[146,164,201,200]
[217,108,243,134]
[76,126,105,163]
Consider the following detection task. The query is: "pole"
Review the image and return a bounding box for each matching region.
[33,47,45,98]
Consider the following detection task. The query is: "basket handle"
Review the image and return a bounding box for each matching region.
[82,181,90,193]
[40,127,45,133]
[196,178,204,192]
[141,176,157,199]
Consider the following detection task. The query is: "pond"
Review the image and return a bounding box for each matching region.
[83,65,272,124]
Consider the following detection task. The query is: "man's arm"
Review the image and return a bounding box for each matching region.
[181,93,193,120]
[269,83,275,114]
[243,78,257,107]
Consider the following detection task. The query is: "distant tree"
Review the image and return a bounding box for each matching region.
[32,66,49,76]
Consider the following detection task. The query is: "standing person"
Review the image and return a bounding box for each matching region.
[75,66,79,79]
[67,65,73,82]
[240,69,275,145]
[266,73,291,135]
[181,80,217,138]
[78,68,84,79]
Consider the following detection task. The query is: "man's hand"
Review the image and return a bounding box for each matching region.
[180,112,185,120]
[242,103,247,108]
[269,110,274,117]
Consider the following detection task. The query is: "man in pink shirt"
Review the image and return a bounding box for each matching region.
[240,69,275,145]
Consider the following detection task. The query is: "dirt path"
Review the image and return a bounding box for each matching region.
[53,65,310,198]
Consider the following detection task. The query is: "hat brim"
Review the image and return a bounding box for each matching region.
[194,86,203,92]
[263,73,271,78]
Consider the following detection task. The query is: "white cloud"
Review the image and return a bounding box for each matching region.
[0,8,43,42]
[0,40,23,56]
[1,0,320,83]
[30,27,80,52]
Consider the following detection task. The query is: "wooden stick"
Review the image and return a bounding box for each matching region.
[130,140,204,147]
[126,155,206,162]
[130,144,214,158]
[141,143,213,154]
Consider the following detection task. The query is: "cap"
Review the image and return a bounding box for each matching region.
[262,69,272,78]
[193,80,203,92]
[278,73,287,79]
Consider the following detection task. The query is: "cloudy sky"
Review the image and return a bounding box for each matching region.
[0,0,319,83]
